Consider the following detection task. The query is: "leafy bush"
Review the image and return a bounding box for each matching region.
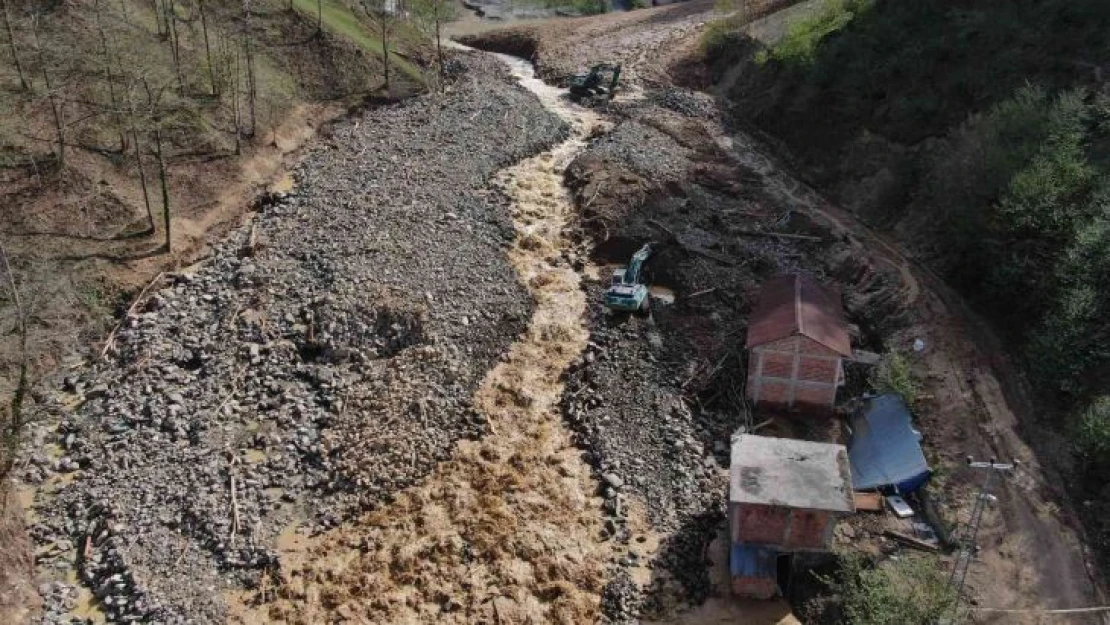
[760,0,873,67]
[1073,396,1110,464]
[870,350,918,408]
[825,554,956,625]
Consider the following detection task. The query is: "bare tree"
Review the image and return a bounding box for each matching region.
[198,0,218,96]
[242,0,257,136]
[411,0,452,88]
[152,0,166,38]
[153,121,171,251]
[166,0,184,92]
[31,16,65,168]
[93,0,127,152]
[362,0,397,93]
[125,83,155,234]
[317,0,323,33]
[0,240,29,481]
[142,79,173,251]
[0,0,28,90]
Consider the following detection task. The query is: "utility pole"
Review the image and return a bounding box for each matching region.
[945,456,1016,624]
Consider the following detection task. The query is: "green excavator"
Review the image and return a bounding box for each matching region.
[569,63,622,104]
[604,243,652,313]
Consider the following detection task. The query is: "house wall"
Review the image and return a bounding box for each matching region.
[731,502,839,552]
[747,335,841,413]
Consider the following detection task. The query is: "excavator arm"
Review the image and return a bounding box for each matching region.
[624,243,652,284]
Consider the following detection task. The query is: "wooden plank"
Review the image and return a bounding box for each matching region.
[853,491,883,512]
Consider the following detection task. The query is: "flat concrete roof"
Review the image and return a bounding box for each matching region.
[730,434,854,513]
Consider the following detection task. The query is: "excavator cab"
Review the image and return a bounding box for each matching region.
[603,243,653,313]
[569,63,622,105]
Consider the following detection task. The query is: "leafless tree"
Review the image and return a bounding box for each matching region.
[152,0,166,38]
[198,0,217,96]
[0,240,29,481]
[31,16,66,168]
[166,0,184,92]
[242,0,257,136]
[0,0,28,90]
[362,0,397,93]
[411,0,452,88]
[93,0,127,152]
[124,81,156,234]
[142,79,173,251]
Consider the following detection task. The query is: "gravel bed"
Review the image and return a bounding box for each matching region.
[21,53,568,624]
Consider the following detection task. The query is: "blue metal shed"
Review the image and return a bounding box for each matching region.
[848,393,931,493]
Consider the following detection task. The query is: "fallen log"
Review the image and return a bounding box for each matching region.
[735,230,823,242]
[883,530,939,553]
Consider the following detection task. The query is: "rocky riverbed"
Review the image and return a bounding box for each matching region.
[20,52,568,624]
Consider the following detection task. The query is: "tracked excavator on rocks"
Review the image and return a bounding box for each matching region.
[569,63,621,105]
[604,243,653,313]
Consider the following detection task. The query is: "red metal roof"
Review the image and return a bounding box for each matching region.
[746,274,851,356]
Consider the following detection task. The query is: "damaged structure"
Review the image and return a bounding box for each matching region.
[729,434,855,598]
[746,274,852,413]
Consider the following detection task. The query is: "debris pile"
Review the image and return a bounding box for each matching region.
[22,53,568,624]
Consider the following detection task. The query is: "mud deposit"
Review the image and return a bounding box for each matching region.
[227,54,647,623]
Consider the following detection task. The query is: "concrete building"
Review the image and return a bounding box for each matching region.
[729,434,854,552]
[745,274,851,413]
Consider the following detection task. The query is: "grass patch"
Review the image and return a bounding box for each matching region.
[822,553,956,625]
[757,0,872,66]
[289,0,424,83]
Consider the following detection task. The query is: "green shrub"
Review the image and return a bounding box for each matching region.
[870,350,918,408]
[828,554,956,625]
[763,0,873,67]
[1073,397,1110,464]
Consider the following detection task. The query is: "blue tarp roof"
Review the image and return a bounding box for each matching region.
[730,543,777,579]
[848,394,931,493]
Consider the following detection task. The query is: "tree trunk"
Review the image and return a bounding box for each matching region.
[434,2,443,86]
[152,125,171,252]
[199,0,217,96]
[243,0,257,137]
[152,0,165,37]
[167,0,184,93]
[94,0,127,152]
[32,22,64,168]
[127,98,154,233]
[232,45,242,155]
[0,0,27,91]
[0,240,28,480]
[317,0,322,33]
[381,21,390,92]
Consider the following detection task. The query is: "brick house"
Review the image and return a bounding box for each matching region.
[729,434,855,553]
[745,274,851,413]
